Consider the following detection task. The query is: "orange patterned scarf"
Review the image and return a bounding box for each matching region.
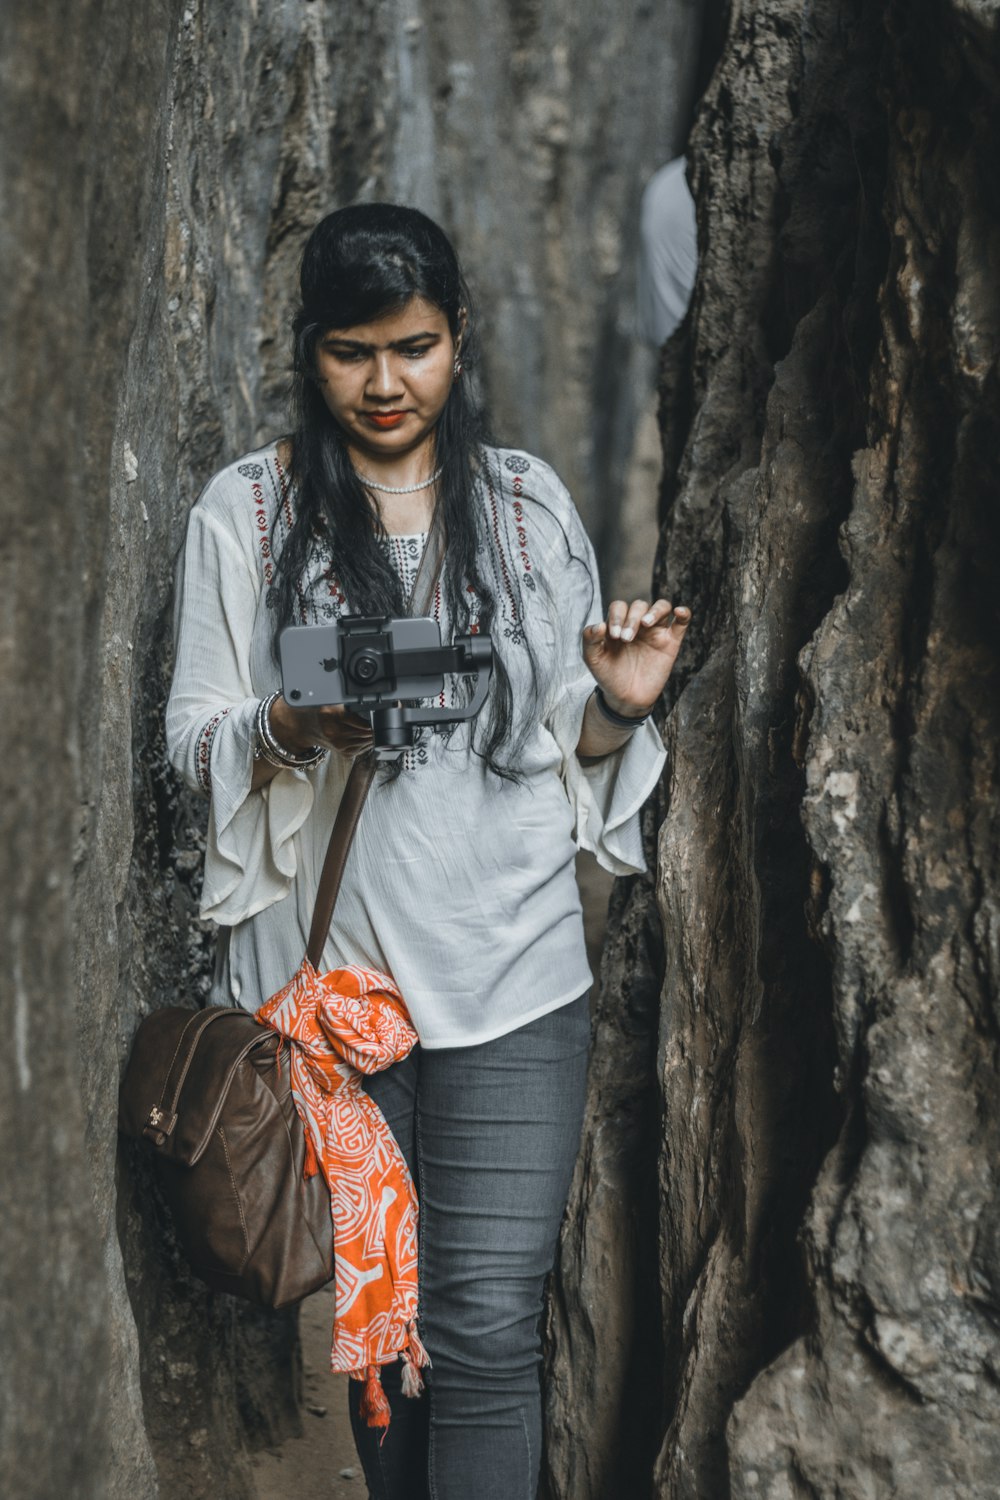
[255,959,430,1435]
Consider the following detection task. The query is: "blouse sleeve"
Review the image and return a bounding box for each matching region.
[165,499,314,924]
[540,490,667,878]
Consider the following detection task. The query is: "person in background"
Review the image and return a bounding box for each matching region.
[637,155,698,347]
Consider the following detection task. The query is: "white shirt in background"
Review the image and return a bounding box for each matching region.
[637,156,699,347]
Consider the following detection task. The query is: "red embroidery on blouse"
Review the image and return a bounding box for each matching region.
[274,448,295,532]
[487,477,520,630]
[433,580,445,706]
[251,481,274,586]
[512,497,532,578]
[196,707,231,794]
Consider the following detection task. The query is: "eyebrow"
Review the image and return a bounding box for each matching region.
[320,331,442,351]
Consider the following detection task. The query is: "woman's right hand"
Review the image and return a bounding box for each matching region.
[269,696,374,759]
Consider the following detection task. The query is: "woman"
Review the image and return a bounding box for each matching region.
[166,202,690,1500]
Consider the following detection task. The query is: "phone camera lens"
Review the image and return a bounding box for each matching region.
[353,652,379,683]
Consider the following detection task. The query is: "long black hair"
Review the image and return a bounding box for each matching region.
[273,203,549,783]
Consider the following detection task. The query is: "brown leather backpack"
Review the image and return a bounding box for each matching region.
[118,755,374,1308]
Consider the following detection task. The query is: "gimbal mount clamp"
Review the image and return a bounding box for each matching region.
[291,614,495,758]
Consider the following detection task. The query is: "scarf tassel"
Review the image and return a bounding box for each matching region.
[400,1318,431,1398]
[355,1321,431,1435]
[406,1320,431,1369]
[301,1127,320,1180]
[359,1364,392,1435]
[400,1354,424,1398]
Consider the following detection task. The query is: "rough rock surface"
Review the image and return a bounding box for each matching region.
[10,0,995,1494]
[545,1,1000,1496]
[0,1,700,1496]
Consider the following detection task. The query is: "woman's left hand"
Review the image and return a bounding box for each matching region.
[581,598,692,716]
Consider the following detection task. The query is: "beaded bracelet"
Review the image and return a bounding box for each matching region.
[593,686,654,730]
[254,692,328,770]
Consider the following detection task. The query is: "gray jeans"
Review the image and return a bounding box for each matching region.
[347,992,591,1500]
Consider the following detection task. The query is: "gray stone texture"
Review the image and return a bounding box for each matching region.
[7,0,997,1494]
[544,0,1000,1497]
[0,1,698,1495]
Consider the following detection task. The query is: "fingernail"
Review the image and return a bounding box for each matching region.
[610,625,621,638]
[642,613,654,624]
[621,628,634,641]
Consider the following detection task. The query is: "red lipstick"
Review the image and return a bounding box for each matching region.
[365,411,408,429]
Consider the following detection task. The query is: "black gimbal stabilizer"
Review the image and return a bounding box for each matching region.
[279,614,493,759]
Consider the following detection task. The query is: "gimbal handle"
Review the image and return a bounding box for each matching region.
[364,631,493,755]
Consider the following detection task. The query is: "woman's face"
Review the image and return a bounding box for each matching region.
[313,295,459,466]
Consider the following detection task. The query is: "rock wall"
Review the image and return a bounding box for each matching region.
[0,2,702,1496]
[14,0,993,1494]
[545,0,1000,1496]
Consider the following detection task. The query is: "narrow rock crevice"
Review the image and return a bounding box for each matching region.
[5,1,999,1495]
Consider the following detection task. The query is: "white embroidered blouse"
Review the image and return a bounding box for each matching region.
[165,440,666,1048]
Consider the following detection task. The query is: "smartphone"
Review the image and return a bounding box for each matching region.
[279,616,445,708]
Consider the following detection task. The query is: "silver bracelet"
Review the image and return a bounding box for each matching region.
[254,692,327,770]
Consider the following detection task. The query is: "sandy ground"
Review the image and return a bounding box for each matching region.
[250,1283,360,1499]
